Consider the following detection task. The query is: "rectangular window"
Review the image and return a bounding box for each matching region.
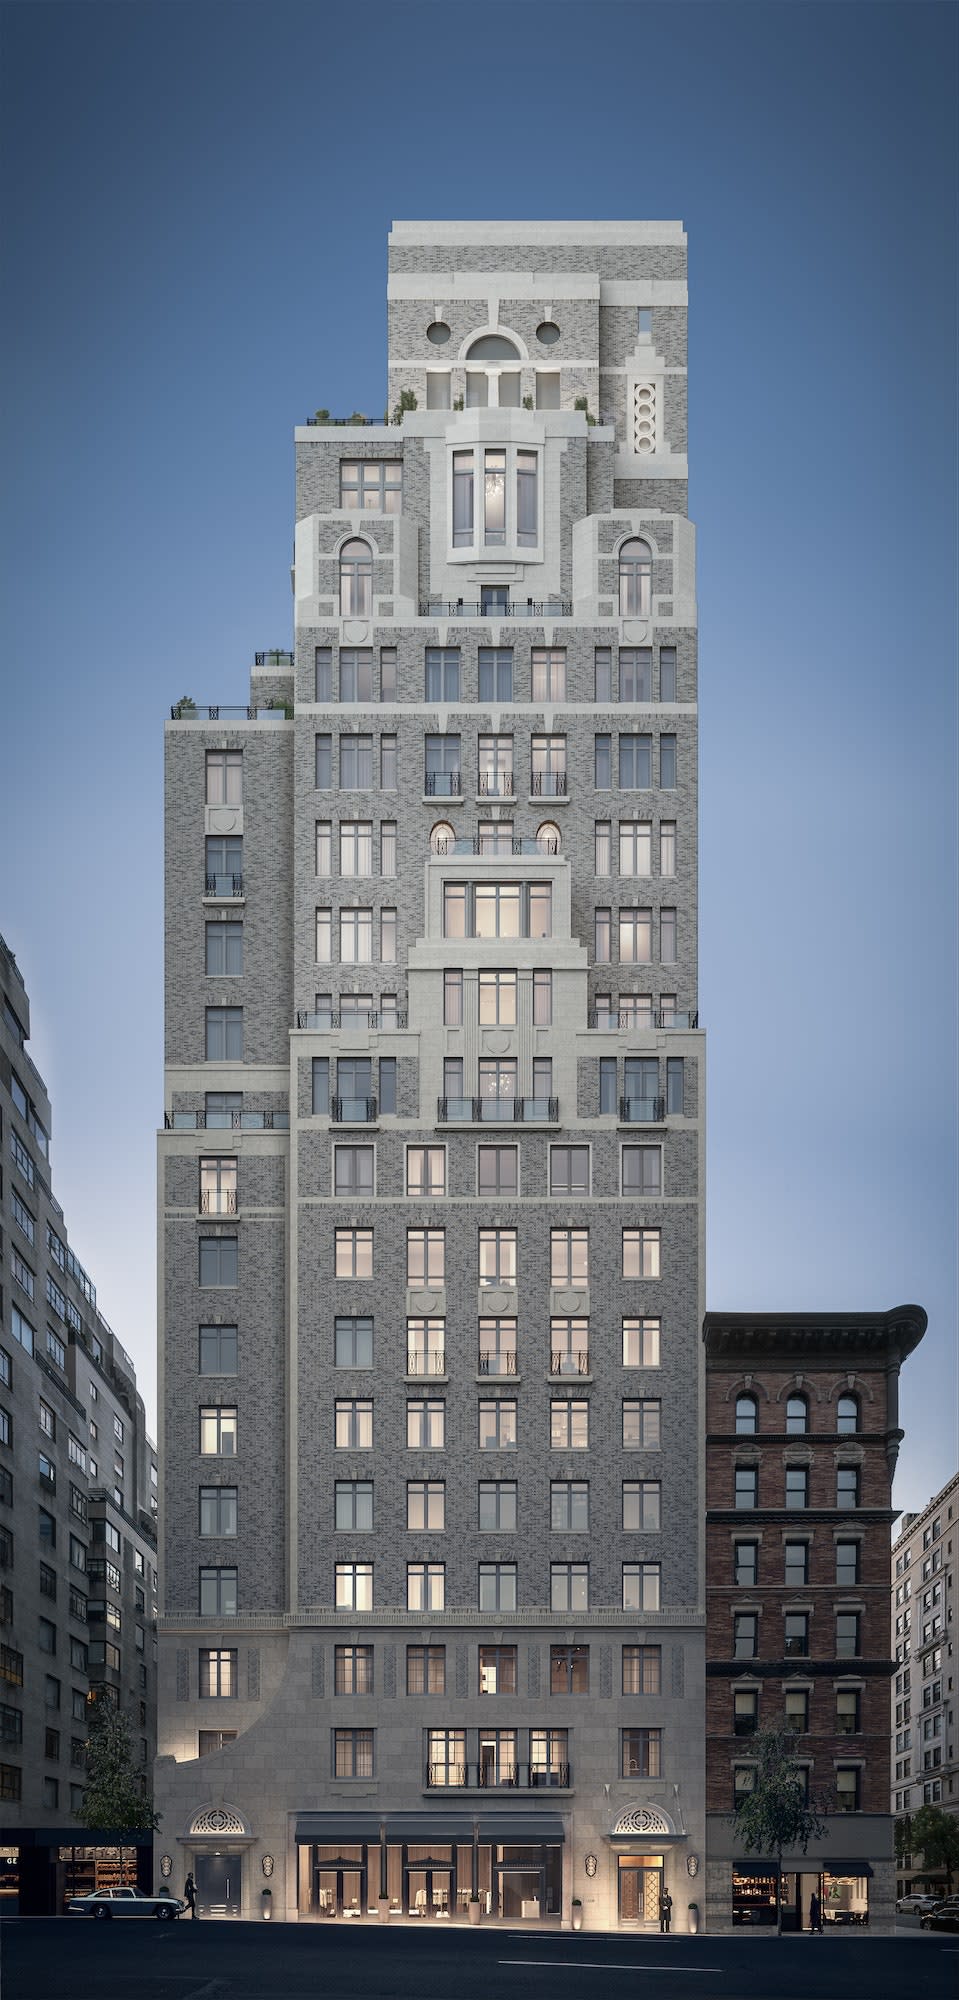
[407,1400,445,1449]
[479,1400,516,1450]
[205,1007,242,1061]
[340,907,373,963]
[836,1766,861,1812]
[660,909,677,964]
[334,1145,374,1196]
[407,1644,445,1695]
[734,1541,759,1588]
[443,970,463,1027]
[380,821,397,878]
[340,734,374,789]
[478,1562,517,1612]
[334,1316,373,1368]
[550,1229,588,1287]
[551,1645,589,1694]
[531,648,566,701]
[785,1467,809,1509]
[205,750,242,806]
[532,968,552,1026]
[452,450,474,546]
[425,734,461,796]
[623,1399,661,1449]
[836,1689,860,1735]
[199,1567,237,1616]
[407,1561,445,1611]
[478,1146,518,1196]
[550,1146,589,1197]
[620,648,651,702]
[380,907,397,962]
[594,648,612,702]
[784,1540,808,1586]
[837,1466,860,1508]
[620,734,652,789]
[551,1481,589,1532]
[623,1645,661,1697]
[594,733,612,788]
[623,1317,661,1368]
[339,821,373,876]
[335,1228,373,1279]
[659,648,677,702]
[666,1056,684,1115]
[478,968,517,1026]
[478,648,513,700]
[425,648,460,702]
[530,734,566,797]
[594,821,612,876]
[516,450,537,545]
[205,920,243,976]
[199,1487,237,1537]
[622,1227,660,1279]
[478,1481,517,1532]
[380,647,397,700]
[199,1407,237,1456]
[623,1561,661,1611]
[734,1613,758,1661]
[333,1727,375,1778]
[660,820,676,876]
[735,1466,758,1509]
[407,1480,445,1531]
[335,1481,374,1531]
[205,834,242,895]
[334,1644,374,1695]
[551,1563,588,1612]
[619,820,652,877]
[478,1644,517,1695]
[619,907,652,964]
[406,1228,444,1289]
[315,733,332,788]
[335,1400,372,1449]
[406,1147,445,1197]
[380,734,397,789]
[198,1238,238,1287]
[311,1056,330,1116]
[335,1564,373,1612]
[623,1480,661,1532]
[478,1229,517,1288]
[836,1612,860,1657]
[659,734,677,788]
[484,448,506,545]
[340,461,401,512]
[836,1540,860,1586]
[199,1727,238,1755]
[340,650,374,703]
[594,908,611,963]
[551,1400,589,1450]
[622,1145,662,1196]
[784,1611,809,1657]
[10,1192,34,1244]
[314,647,332,701]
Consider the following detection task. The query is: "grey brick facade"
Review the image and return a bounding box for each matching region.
[157,220,705,1933]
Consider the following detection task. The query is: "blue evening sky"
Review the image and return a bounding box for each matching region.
[1,0,956,1517]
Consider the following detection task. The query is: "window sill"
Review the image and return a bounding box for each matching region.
[526,793,570,806]
[202,894,246,906]
[405,1373,449,1386]
[475,1371,521,1385]
[422,792,466,806]
[547,1372,593,1386]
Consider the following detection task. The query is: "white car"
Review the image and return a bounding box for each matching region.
[896,1892,940,1914]
[67,1887,186,1920]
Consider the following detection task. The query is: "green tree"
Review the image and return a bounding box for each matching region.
[78,1695,159,1833]
[727,1728,828,1934]
[908,1804,959,1893]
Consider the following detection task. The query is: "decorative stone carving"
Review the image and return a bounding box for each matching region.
[190,1807,247,1836]
[613,1806,672,1837]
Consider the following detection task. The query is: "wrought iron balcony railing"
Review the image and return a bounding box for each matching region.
[588,1009,699,1031]
[530,771,568,796]
[406,1352,446,1377]
[199,1189,238,1215]
[420,600,572,620]
[332,1097,378,1124]
[171,704,291,721]
[165,1111,290,1129]
[424,770,463,797]
[477,772,515,796]
[477,1352,518,1375]
[550,1351,590,1376]
[425,1762,571,1790]
[619,1096,666,1124]
[437,1097,559,1124]
[205,874,244,897]
[295,1010,407,1030]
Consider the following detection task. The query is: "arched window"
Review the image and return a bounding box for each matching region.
[536,822,561,855]
[429,822,456,855]
[465,334,521,361]
[836,1394,859,1435]
[465,332,522,409]
[619,538,652,618]
[340,539,373,618]
[785,1394,808,1435]
[735,1394,758,1436]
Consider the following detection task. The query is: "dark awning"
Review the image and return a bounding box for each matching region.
[733,1860,781,1876]
[295,1811,565,1847]
[732,1858,874,1879]
[822,1861,874,1878]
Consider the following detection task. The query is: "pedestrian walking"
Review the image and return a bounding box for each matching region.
[184,1872,198,1919]
[809,1889,822,1933]
[659,1887,673,1933]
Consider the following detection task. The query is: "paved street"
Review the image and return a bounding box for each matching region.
[2,1919,957,2000]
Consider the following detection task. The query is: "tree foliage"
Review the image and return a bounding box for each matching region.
[727,1728,829,1934]
[907,1804,959,1891]
[78,1695,159,1833]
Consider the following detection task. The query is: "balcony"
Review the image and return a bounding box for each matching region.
[588,1009,699,1031]
[332,1096,377,1124]
[424,772,463,797]
[432,836,558,858]
[199,1189,238,1216]
[165,1110,289,1129]
[619,1096,666,1124]
[478,1352,518,1376]
[420,601,572,620]
[205,874,244,897]
[477,773,514,797]
[296,1010,407,1030]
[437,1097,559,1125]
[406,1352,446,1377]
[171,703,292,721]
[426,1763,571,1790]
[254,650,294,666]
[306,414,384,427]
[550,1351,590,1377]
[530,772,567,797]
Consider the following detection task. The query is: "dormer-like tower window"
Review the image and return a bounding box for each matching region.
[619,539,652,618]
[340,539,373,617]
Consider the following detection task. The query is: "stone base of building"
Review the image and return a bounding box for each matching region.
[703,1821,896,1934]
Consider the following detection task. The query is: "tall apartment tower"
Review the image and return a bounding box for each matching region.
[157,221,705,1929]
[0,934,159,1914]
[891,1470,958,1897]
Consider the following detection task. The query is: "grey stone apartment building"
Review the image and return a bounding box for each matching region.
[0,933,158,1914]
[156,220,706,1929]
[891,1470,958,1896]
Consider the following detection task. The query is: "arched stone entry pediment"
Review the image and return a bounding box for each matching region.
[612,1804,678,1838]
[189,1806,250,1838]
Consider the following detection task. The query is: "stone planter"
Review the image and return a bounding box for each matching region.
[468,1899,482,1925]
[688,1901,700,1935]
[571,1902,583,1931]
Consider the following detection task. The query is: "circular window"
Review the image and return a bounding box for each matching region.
[430,822,456,855]
[427,321,451,346]
[537,321,560,346]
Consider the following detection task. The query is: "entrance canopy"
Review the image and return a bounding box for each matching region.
[295,1812,565,1846]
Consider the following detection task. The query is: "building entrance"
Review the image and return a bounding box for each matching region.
[618,1854,664,1923]
[194,1853,242,1916]
[313,1846,366,1916]
[405,1846,453,1916]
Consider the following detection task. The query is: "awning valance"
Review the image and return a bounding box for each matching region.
[732,1858,874,1878]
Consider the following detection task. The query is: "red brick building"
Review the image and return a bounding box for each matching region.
[702,1306,926,1934]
